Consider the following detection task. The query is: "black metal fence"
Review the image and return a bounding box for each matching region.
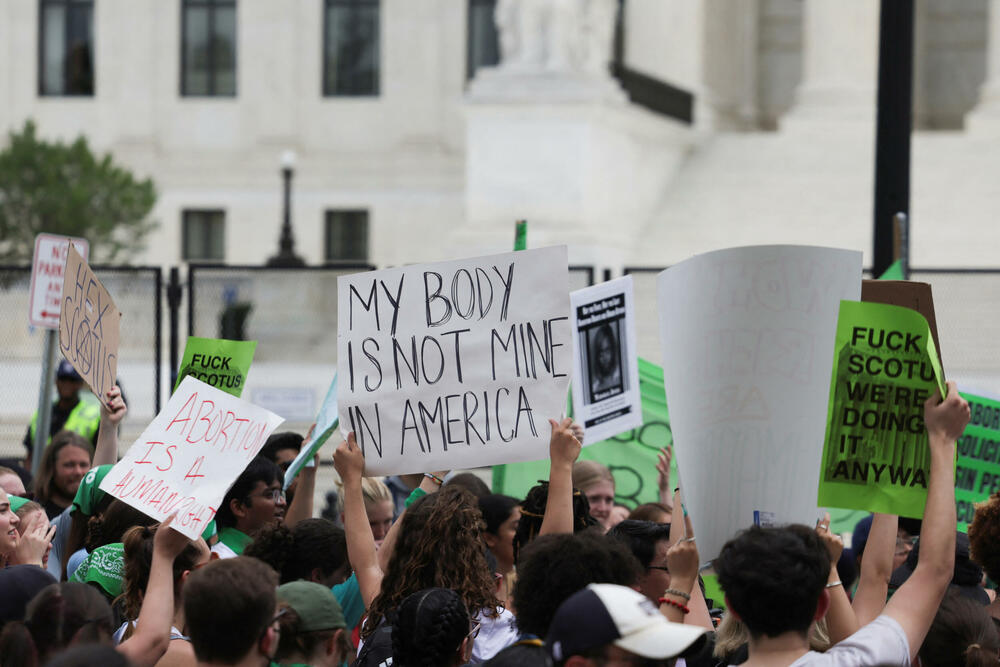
[0,265,162,459]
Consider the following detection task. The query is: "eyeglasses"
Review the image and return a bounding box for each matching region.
[250,489,286,503]
[895,536,918,556]
[647,565,670,574]
[466,621,481,641]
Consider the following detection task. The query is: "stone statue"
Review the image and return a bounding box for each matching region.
[494,0,616,76]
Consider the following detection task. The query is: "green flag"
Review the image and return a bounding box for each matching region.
[492,358,675,505]
[513,220,527,251]
[175,336,257,397]
[818,300,945,518]
[878,260,906,281]
[956,391,1000,531]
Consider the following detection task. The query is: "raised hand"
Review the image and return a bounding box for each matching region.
[548,418,582,468]
[816,512,844,564]
[333,432,365,484]
[101,384,127,425]
[665,536,699,593]
[154,513,193,561]
[924,381,970,443]
[656,447,672,506]
[13,512,56,567]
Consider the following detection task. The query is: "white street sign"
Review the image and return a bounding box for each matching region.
[28,234,89,329]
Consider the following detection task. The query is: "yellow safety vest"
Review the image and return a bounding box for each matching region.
[30,400,101,446]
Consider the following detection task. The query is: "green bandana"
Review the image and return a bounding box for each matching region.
[217,526,252,555]
[70,542,125,598]
[72,465,114,516]
[8,495,30,512]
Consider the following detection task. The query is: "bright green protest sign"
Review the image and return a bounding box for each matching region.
[818,300,945,518]
[492,357,676,505]
[175,336,257,397]
[956,391,1000,531]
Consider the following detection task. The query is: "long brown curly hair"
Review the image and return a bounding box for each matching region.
[361,485,499,640]
[969,491,1000,582]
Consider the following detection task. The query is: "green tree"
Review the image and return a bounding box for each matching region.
[0,120,157,263]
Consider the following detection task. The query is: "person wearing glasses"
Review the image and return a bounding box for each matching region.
[212,457,287,559]
[391,587,480,667]
[607,520,673,605]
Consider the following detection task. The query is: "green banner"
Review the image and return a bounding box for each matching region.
[513,220,527,251]
[877,260,905,281]
[175,336,257,398]
[818,301,945,518]
[956,391,1000,531]
[492,358,676,505]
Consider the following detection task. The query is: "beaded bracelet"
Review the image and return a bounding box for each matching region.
[658,598,690,614]
[662,588,691,602]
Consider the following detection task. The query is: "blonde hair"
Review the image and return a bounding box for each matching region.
[336,476,392,513]
[572,460,614,493]
[713,612,830,658]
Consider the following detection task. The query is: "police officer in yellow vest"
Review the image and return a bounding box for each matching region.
[24,360,101,464]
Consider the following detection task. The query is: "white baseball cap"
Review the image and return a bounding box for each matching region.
[546,584,708,661]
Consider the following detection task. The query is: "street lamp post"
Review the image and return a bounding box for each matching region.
[267,150,306,267]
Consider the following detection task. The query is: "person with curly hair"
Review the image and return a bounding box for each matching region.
[334,432,516,664]
[968,489,1000,626]
[392,588,475,667]
[244,517,349,586]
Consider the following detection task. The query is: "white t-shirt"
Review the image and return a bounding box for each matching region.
[780,615,910,666]
[471,607,518,663]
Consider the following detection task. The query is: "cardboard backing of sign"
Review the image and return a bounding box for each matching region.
[862,280,942,368]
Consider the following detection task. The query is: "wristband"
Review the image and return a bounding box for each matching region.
[658,598,690,614]
[662,588,691,601]
[424,473,445,486]
[405,488,428,508]
[825,580,843,588]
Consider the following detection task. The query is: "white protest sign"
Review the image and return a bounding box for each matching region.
[100,376,285,539]
[657,245,862,562]
[28,234,89,328]
[570,276,642,444]
[337,246,572,475]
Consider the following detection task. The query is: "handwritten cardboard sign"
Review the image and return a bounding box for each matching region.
[59,244,121,400]
[657,245,862,562]
[99,376,285,539]
[570,276,642,444]
[817,301,945,518]
[337,246,572,475]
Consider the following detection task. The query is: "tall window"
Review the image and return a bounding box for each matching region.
[39,0,94,96]
[467,0,499,79]
[323,0,379,96]
[325,210,368,262]
[182,210,226,260]
[181,0,237,96]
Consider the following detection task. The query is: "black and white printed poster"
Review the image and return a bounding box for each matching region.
[570,276,642,444]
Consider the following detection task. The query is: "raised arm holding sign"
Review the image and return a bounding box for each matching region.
[337,246,572,476]
[99,376,285,540]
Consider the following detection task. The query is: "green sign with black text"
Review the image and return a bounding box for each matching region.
[818,301,945,518]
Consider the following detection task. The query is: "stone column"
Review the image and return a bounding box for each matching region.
[783,0,880,126]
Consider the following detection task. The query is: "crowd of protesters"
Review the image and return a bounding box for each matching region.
[2,360,998,667]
